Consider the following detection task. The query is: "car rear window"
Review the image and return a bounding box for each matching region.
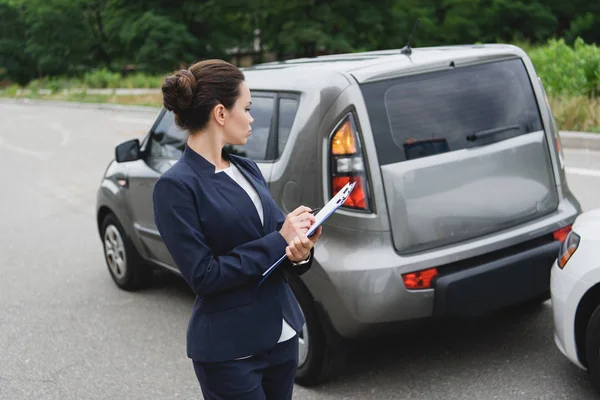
[360,58,543,165]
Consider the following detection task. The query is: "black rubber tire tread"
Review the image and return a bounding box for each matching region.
[585,304,600,395]
[101,213,152,291]
[288,275,346,386]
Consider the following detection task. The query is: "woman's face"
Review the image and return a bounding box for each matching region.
[222,82,254,146]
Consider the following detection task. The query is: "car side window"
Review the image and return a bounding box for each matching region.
[147,95,277,163]
[227,96,275,161]
[148,111,187,160]
[277,97,299,157]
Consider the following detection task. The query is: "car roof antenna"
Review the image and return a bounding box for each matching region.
[400,19,420,56]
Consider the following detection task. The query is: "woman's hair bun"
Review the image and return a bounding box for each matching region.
[161,69,197,115]
[160,59,244,132]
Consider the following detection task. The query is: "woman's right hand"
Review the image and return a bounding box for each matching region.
[279,206,316,244]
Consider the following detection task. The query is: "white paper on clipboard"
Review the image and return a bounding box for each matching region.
[259,181,356,285]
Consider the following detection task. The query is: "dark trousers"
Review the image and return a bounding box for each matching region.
[192,336,298,400]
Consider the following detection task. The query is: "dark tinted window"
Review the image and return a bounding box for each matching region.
[149,111,187,159]
[149,95,275,161]
[236,96,274,160]
[278,98,299,157]
[360,59,543,165]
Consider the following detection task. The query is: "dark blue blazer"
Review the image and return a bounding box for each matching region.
[152,145,312,362]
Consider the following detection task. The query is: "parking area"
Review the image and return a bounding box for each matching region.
[0,102,599,399]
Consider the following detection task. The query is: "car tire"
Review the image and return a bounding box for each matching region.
[288,275,346,386]
[585,304,600,395]
[101,213,153,291]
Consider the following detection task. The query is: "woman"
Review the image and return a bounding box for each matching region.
[152,59,322,399]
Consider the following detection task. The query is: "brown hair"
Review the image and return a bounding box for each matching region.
[161,59,245,133]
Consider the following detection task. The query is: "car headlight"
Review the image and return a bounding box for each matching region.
[558,231,580,269]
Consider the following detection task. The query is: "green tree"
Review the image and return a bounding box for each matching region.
[566,12,600,45]
[102,0,251,72]
[482,0,557,42]
[23,0,94,76]
[255,0,410,60]
[82,0,117,68]
[0,1,36,84]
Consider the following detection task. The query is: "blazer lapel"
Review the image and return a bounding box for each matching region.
[182,145,276,236]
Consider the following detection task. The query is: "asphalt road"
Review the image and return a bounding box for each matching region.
[1,102,599,400]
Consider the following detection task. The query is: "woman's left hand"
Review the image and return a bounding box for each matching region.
[286,226,322,263]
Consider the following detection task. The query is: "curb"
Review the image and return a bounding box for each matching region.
[560,131,600,151]
[15,88,160,96]
[0,97,160,114]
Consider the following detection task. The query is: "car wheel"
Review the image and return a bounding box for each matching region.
[586,304,600,395]
[288,276,346,386]
[101,213,152,291]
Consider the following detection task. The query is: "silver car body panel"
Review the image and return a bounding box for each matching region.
[380,131,558,254]
[97,44,581,338]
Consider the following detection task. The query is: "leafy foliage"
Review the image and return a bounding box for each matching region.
[0,0,598,89]
[529,38,600,97]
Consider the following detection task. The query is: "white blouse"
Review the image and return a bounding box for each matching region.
[217,162,297,348]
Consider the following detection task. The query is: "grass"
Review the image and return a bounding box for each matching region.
[64,92,163,107]
[549,95,600,132]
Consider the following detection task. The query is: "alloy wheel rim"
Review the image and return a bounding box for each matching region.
[104,225,127,280]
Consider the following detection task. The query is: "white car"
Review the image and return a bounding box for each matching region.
[551,208,600,395]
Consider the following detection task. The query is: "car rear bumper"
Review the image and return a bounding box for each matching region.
[309,226,570,338]
[433,240,560,317]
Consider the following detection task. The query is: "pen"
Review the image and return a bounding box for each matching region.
[310,207,321,215]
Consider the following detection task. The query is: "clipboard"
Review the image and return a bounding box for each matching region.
[259,181,357,286]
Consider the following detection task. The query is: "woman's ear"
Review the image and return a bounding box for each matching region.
[213,104,226,127]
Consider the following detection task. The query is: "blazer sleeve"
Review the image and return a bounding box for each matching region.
[152,175,288,296]
[247,159,315,276]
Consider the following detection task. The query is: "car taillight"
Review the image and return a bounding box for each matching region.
[553,225,572,242]
[557,231,580,269]
[402,268,438,290]
[330,113,371,211]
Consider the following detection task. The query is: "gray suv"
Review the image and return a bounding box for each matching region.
[96,44,581,385]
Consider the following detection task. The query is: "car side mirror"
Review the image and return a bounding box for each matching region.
[115,139,141,163]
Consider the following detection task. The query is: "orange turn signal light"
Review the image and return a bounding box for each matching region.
[559,247,577,269]
[402,268,438,290]
[331,120,357,155]
[558,231,580,269]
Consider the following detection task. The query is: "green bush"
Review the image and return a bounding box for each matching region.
[5,84,20,96]
[45,77,65,94]
[122,73,163,88]
[5,38,600,101]
[26,79,41,94]
[83,68,122,88]
[528,38,600,97]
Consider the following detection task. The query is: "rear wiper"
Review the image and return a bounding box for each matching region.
[466,125,521,142]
